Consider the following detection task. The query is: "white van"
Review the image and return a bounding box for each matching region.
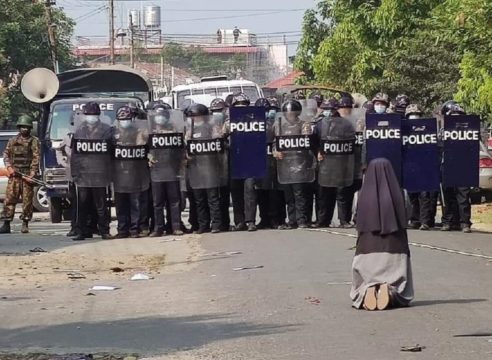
[168,76,264,109]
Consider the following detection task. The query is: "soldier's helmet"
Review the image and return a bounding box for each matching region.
[338,96,354,109]
[188,103,210,117]
[232,93,251,107]
[83,102,101,116]
[441,100,465,115]
[210,98,227,111]
[281,99,303,113]
[268,97,281,110]
[17,114,34,128]
[320,98,339,110]
[395,94,410,109]
[405,104,423,117]
[372,92,390,105]
[254,98,271,109]
[116,106,134,121]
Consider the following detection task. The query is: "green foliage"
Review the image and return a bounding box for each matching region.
[297,0,492,121]
[0,2,74,126]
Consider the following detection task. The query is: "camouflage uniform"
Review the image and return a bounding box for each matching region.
[2,134,41,221]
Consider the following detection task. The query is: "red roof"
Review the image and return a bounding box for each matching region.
[265,70,304,89]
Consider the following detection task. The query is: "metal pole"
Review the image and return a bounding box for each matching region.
[129,13,135,68]
[44,0,58,72]
[160,55,164,87]
[109,0,115,64]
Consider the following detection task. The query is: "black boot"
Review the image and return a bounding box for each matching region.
[0,221,11,234]
[21,221,29,234]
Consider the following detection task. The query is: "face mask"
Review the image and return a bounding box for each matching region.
[154,115,168,125]
[322,110,332,118]
[119,120,132,129]
[374,105,387,114]
[267,109,277,120]
[408,114,421,120]
[85,115,99,125]
[19,127,31,136]
[213,112,225,122]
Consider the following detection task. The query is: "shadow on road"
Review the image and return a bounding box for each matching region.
[412,298,488,307]
[0,313,299,355]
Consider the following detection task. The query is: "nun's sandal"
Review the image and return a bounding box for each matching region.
[363,286,377,311]
[377,283,390,310]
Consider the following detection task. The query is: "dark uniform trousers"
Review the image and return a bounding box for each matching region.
[442,187,471,226]
[193,188,222,231]
[219,185,231,230]
[257,189,286,227]
[284,183,309,226]
[231,178,257,225]
[152,181,181,233]
[408,191,438,227]
[138,187,154,233]
[76,187,110,236]
[115,191,143,235]
[336,178,363,225]
[316,186,337,226]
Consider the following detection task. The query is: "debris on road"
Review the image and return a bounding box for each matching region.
[29,247,47,253]
[200,251,242,257]
[110,267,125,273]
[160,238,182,243]
[453,332,492,337]
[67,272,86,280]
[233,265,264,271]
[400,345,425,352]
[85,292,96,296]
[90,285,119,291]
[305,296,321,305]
[130,273,153,281]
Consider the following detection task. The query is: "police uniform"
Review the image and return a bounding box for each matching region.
[0,115,40,234]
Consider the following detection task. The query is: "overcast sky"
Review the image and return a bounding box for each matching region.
[58,0,317,54]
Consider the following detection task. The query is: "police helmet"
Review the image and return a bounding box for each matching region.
[267,97,281,110]
[152,102,171,111]
[116,106,134,121]
[281,99,302,113]
[232,93,251,107]
[153,105,171,119]
[188,103,210,117]
[363,100,374,113]
[210,98,227,111]
[17,114,34,128]
[405,104,423,117]
[83,102,101,116]
[395,94,410,109]
[224,94,234,107]
[372,92,390,106]
[254,98,271,109]
[338,96,354,109]
[320,98,339,110]
[441,100,465,115]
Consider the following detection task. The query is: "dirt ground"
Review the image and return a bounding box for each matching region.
[472,203,492,232]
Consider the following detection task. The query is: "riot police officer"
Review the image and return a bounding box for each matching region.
[70,102,112,240]
[210,98,231,231]
[226,93,258,231]
[112,106,150,238]
[0,115,40,234]
[273,99,315,229]
[440,101,473,233]
[394,94,410,115]
[372,93,390,115]
[404,104,438,230]
[186,103,226,233]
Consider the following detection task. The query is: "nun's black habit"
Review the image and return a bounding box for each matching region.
[350,158,414,309]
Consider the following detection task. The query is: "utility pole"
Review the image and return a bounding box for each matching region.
[129,13,135,68]
[43,0,58,72]
[109,0,115,65]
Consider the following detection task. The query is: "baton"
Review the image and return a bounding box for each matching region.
[439,183,446,209]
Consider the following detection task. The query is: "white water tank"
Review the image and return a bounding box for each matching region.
[128,9,141,28]
[144,6,161,28]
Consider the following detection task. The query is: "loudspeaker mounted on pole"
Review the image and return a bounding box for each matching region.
[21,68,59,103]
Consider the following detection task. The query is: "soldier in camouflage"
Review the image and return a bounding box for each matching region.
[0,114,41,234]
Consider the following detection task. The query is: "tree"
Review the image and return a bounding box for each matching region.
[0,2,74,126]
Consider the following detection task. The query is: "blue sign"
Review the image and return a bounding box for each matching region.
[402,119,440,192]
[365,113,403,182]
[442,115,480,187]
[229,106,267,179]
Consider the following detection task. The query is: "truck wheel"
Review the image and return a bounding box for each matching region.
[49,198,63,223]
[33,186,50,212]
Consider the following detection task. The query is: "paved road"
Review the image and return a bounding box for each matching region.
[0,219,491,359]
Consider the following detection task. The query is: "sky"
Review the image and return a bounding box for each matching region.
[57,0,318,55]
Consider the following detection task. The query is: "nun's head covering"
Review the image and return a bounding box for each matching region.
[356,158,407,235]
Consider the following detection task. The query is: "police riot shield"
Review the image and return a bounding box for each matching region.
[147,109,185,182]
[112,120,150,193]
[186,115,228,189]
[299,99,318,123]
[275,112,316,185]
[352,109,366,180]
[256,112,278,189]
[71,114,112,188]
[442,115,480,187]
[229,106,267,179]
[365,113,403,183]
[318,117,356,188]
[402,118,440,192]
